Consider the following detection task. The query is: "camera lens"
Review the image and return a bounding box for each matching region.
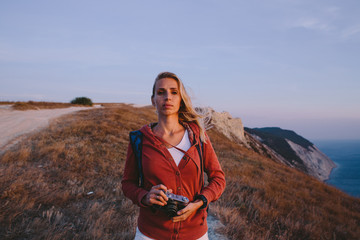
[165,200,178,217]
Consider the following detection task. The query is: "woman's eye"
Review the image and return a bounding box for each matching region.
[157,91,164,95]
[172,91,178,95]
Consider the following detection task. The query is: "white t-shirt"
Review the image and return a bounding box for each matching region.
[167,129,191,166]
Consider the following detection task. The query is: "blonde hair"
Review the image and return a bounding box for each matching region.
[152,72,207,142]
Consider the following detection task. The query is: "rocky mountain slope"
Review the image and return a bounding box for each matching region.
[245,127,336,181]
[206,108,335,181]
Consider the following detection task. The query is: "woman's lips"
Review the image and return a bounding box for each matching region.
[163,104,173,109]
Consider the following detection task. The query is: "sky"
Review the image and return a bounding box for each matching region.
[1,0,359,140]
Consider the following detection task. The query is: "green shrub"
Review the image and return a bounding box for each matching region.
[70,97,93,106]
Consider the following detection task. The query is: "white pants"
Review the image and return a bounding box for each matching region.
[135,227,209,240]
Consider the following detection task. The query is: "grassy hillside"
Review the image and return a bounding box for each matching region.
[0,101,89,110]
[1,104,359,239]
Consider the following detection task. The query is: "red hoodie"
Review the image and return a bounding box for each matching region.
[121,122,226,240]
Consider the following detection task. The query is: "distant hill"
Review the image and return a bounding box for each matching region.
[244,127,336,181]
[248,127,314,149]
[245,127,305,165]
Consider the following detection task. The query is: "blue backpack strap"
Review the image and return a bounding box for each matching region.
[129,130,144,188]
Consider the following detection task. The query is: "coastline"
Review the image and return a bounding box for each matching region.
[314,139,360,198]
[324,161,339,182]
[323,165,337,182]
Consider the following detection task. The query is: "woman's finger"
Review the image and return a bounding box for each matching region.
[152,184,168,192]
[156,193,168,204]
[149,196,166,206]
[149,189,168,202]
[177,207,188,216]
[172,214,186,222]
[147,185,170,205]
[150,193,167,205]
[158,190,169,201]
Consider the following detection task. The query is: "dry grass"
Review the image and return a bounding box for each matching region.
[0,104,359,240]
[6,101,85,110]
[0,105,156,239]
[0,101,15,105]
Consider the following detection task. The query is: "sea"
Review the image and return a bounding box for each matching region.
[313,139,360,198]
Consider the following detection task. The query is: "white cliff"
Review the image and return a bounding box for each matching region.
[286,140,336,181]
[204,108,248,146]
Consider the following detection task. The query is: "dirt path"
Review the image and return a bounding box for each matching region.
[208,214,228,240]
[0,105,93,152]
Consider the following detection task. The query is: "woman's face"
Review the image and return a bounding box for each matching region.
[152,77,182,117]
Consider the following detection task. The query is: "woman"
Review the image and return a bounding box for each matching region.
[122,72,226,240]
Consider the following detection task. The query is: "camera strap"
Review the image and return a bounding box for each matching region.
[155,134,205,193]
[153,135,189,155]
[154,134,204,188]
[195,137,204,190]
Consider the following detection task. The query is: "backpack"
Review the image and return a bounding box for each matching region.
[129,130,204,188]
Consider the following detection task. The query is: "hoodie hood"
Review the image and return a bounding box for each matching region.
[139,121,201,147]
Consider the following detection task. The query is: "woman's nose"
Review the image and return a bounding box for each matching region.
[165,91,171,100]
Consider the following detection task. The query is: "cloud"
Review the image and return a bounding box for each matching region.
[342,25,360,39]
[284,3,360,42]
[283,3,342,34]
[292,17,332,32]
[324,6,340,15]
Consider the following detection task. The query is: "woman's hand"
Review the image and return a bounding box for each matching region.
[141,184,171,206]
[172,200,203,222]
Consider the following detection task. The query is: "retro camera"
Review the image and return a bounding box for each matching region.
[156,191,189,217]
